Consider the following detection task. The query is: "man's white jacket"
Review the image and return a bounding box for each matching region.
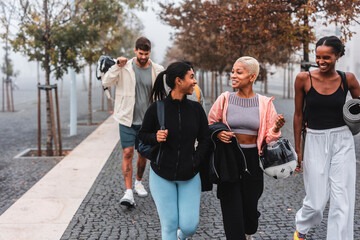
[102,57,164,127]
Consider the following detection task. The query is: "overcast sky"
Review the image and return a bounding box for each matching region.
[134,1,175,64]
[0,1,176,89]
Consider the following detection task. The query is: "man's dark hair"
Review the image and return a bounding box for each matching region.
[135,37,151,51]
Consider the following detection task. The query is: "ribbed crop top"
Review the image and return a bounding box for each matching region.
[226,92,260,135]
[304,72,346,130]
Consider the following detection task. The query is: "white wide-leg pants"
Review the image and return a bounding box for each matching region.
[295,126,356,240]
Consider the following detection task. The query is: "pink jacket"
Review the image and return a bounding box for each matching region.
[208,91,281,154]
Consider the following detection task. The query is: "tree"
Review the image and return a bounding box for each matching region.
[75,0,144,125]
[159,0,360,94]
[202,0,360,69]
[159,0,235,101]
[294,0,360,69]
[0,0,18,112]
[11,0,96,156]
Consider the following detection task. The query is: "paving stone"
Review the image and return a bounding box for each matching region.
[0,87,111,215]
[2,85,359,239]
[60,95,360,239]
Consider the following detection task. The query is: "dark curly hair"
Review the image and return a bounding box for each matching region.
[316,36,345,57]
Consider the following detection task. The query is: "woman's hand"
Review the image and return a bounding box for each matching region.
[217,130,235,143]
[156,129,168,143]
[273,114,285,133]
[295,151,302,172]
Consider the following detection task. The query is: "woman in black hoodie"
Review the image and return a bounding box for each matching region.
[139,61,209,240]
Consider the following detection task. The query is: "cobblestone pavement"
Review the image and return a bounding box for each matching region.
[0,84,111,214]
[61,95,360,240]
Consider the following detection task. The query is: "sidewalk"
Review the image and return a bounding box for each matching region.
[60,97,360,239]
[0,116,118,240]
[0,84,111,215]
[1,95,359,239]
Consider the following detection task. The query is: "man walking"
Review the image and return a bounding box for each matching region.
[102,37,164,207]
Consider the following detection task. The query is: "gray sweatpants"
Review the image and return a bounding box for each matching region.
[295,126,356,240]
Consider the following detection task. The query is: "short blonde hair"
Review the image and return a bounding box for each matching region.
[235,56,260,81]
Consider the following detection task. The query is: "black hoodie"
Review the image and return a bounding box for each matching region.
[208,122,248,183]
[139,94,209,181]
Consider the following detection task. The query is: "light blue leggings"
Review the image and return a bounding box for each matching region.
[149,167,201,240]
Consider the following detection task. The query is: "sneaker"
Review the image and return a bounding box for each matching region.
[177,229,189,240]
[120,191,135,207]
[134,182,148,197]
[293,230,307,240]
[245,234,253,240]
[177,229,181,240]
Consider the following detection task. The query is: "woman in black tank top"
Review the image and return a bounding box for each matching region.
[292,36,360,240]
[304,70,347,130]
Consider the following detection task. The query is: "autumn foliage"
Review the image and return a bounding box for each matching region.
[160,0,360,69]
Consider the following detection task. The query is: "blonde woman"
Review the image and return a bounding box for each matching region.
[208,56,285,240]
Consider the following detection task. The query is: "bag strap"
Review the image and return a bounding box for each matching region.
[156,100,165,130]
[336,70,348,96]
[194,84,201,103]
[301,72,310,132]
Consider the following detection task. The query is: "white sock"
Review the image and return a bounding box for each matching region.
[135,180,141,185]
[125,189,133,195]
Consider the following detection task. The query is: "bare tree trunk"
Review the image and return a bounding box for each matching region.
[49,90,58,155]
[290,63,294,98]
[219,71,223,94]
[83,69,87,91]
[301,4,310,72]
[37,61,40,84]
[2,79,4,111]
[54,87,62,156]
[283,67,286,98]
[1,1,17,112]
[206,71,209,98]
[88,64,92,125]
[264,78,268,94]
[45,90,53,156]
[60,79,63,98]
[201,70,205,97]
[37,85,41,156]
[10,79,14,111]
[44,0,53,156]
[215,72,218,100]
[287,63,291,99]
[211,71,215,103]
[5,81,11,111]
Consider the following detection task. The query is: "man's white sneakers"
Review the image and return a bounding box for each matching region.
[120,183,147,207]
[120,190,135,207]
[134,182,148,197]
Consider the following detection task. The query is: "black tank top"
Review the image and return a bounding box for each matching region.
[305,72,346,130]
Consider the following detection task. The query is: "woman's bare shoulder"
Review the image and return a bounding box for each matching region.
[294,72,310,88]
[345,72,357,82]
[345,72,360,90]
[296,71,310,81]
